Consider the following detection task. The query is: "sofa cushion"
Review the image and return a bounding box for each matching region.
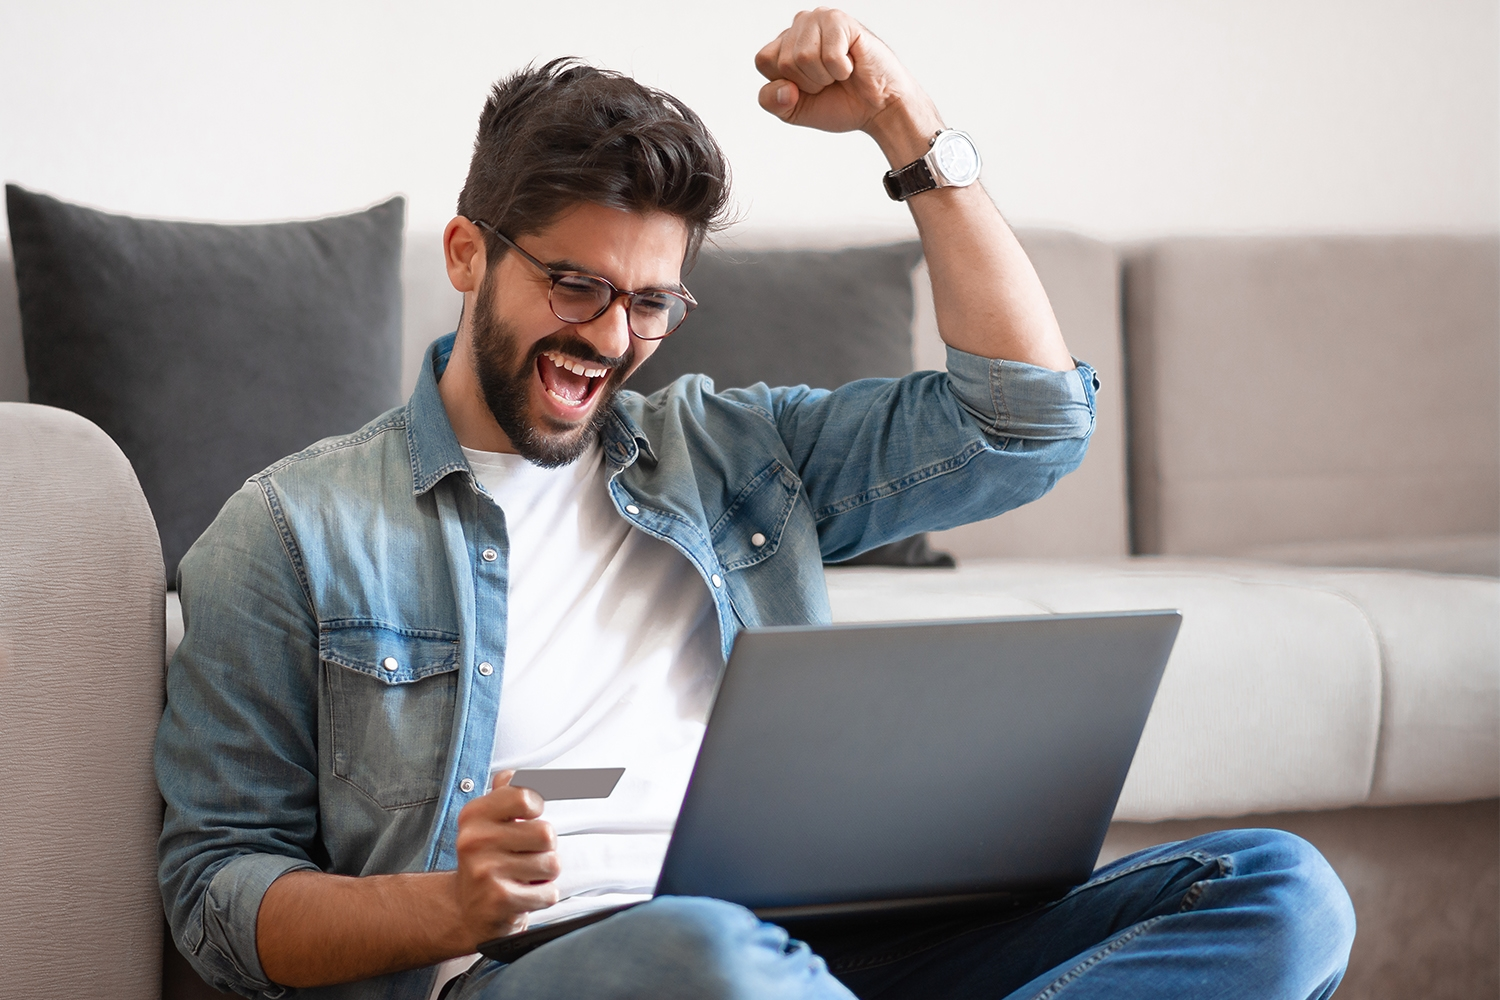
[1301,569,1500,805]
[1124,235,1500,567]
[628,241,924,396]
[0,240,22,403]
[6,185,405,583]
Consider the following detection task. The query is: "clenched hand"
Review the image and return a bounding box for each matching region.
[453,771,561,948]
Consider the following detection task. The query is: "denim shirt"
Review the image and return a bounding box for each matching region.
[155,333,1097,1000]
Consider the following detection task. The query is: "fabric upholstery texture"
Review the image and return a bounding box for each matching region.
[827,558,1500,821]
[6,185,406,583]
[1124,235,1500,570]
[0,402,165,998]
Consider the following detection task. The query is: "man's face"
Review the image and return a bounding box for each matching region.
[468,203,688,466]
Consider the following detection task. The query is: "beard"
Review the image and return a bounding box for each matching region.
[469,271,635,468]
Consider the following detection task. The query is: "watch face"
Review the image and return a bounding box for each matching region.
[932,132,980,186]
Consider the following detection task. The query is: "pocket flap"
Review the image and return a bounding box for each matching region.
[319,623,460,685]
[710,461,802,571]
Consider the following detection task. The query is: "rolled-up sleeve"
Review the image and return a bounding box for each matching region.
[943,345,1098,442]
[196,854,318,996]
[727,345,1098,563]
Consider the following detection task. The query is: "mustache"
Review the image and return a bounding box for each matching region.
[528,331,633,373]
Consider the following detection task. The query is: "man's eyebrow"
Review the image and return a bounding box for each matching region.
[544,258,687,294]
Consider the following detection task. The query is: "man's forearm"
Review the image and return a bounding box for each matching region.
[755,11,1073,371]
[867,101,1075,372]
[257,869,471,988]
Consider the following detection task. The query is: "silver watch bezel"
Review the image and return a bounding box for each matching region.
[924,130,982,189]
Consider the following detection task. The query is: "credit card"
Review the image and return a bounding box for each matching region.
[507,767,625,801]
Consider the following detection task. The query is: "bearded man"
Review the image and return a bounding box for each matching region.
[156,10,1354,1000]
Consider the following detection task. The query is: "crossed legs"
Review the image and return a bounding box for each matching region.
[449,829,1354,1000]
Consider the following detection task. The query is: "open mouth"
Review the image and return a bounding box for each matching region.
[536,350,612,411]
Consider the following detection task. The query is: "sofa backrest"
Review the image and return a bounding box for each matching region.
[1124,236,1500,572]
[0,402,165,998]
[19,228,1495,571]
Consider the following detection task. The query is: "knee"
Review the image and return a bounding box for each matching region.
[495,897,835,1000]
[611,895,767,967]
[1219,829,1356,971]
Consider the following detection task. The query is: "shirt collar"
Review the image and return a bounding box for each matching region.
[406,333,471,497]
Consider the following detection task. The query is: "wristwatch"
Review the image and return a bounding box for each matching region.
[883,129,982,201]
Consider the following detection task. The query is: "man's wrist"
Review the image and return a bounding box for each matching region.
[866,95,946,170]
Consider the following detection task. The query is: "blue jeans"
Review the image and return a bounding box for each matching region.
[448,829,1355,1000]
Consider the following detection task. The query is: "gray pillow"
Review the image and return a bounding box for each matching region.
[630,240,951,568]
[630,241,924,395]
[7,185,405,584]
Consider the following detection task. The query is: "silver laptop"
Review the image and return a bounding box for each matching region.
[481,609,1181,962]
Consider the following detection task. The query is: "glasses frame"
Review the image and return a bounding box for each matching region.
[471,218,696,341]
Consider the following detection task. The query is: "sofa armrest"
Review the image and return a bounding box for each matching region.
[0,402,165,998]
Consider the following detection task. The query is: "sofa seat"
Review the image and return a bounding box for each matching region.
[825,559,1500,822]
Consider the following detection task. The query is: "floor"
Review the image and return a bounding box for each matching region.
[1102,799,1500,1000]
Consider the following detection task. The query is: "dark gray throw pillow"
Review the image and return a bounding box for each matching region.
[631,240,953,568]
[630,241,925,395]
[7,184,405,584]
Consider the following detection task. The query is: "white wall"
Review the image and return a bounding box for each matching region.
[1,0,1495,242]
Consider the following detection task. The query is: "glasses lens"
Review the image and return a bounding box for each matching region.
[628,291,689,340]
[549,274,612,323]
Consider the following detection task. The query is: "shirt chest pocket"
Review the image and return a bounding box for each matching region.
[320,623,460,810]
[709,460,802,572]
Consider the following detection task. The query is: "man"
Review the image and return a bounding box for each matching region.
[157,10,1354,1000]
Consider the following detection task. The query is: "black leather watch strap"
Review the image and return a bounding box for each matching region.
[883,157,936,201]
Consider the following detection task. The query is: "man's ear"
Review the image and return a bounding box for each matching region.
[444,216,488,294]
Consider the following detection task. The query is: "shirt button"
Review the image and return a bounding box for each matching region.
[751,532,767,547]
[459,778,475,793]
[477,661,494,676]
[711,574,723,588]
[625,504,640,515]
[481,547,498,562]
[380,656,399,672]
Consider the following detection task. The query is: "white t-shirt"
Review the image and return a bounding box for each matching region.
[429,443,719,989]
[432,446,723,995]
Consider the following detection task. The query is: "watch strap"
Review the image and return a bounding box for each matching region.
[883,157,937,202]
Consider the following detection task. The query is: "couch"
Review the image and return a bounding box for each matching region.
[0,224,1495,1000]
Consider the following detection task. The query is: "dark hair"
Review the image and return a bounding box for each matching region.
[457,58,731,267]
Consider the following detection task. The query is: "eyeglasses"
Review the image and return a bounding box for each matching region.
[471,219,696,341]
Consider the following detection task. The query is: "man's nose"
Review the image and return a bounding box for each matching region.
[576,297,632,359]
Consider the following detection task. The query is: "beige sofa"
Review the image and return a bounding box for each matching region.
[1,229,1495,999]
